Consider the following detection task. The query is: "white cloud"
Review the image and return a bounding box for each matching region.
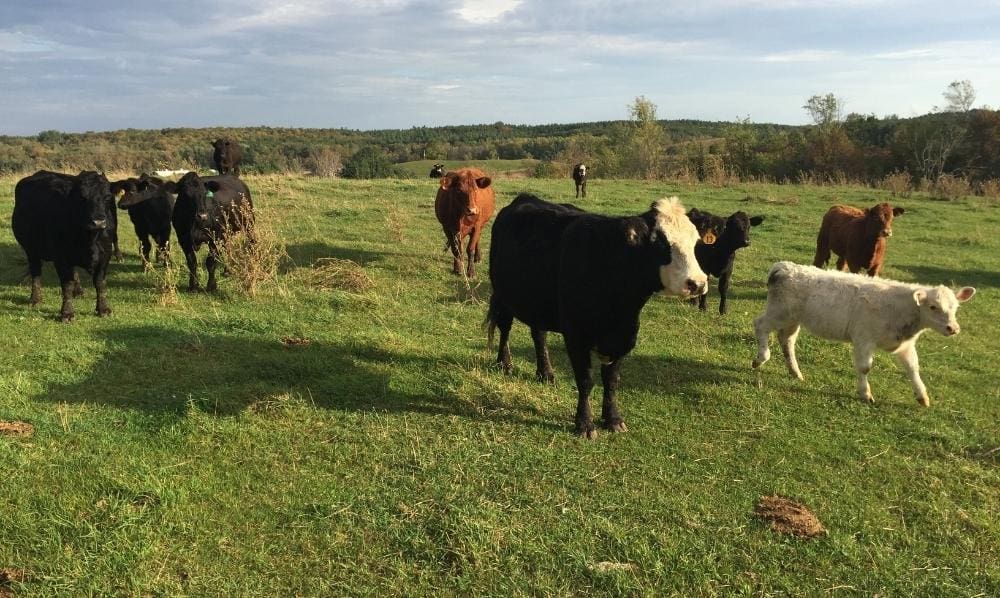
[456,0,523,24]
[759,49,844,62]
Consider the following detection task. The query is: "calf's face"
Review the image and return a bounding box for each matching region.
[651,198,708,297]
[440,173,491,216]
[867,203,904,238]
[724,212,764,248]
[914,285,976,336]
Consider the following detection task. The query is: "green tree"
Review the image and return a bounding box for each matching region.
[623,95,667,179]
[340,146,400,179]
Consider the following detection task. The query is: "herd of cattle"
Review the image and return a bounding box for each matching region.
[7,148,977,437]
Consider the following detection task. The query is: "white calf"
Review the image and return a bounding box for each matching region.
[751,261,975,406]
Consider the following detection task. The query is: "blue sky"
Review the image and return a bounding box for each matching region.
[1,0,998,135]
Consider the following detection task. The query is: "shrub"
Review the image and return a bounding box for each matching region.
[215,202,286,297]
[880,171,912,196]
[930,174,972,201]
[340,147,402,179]
[306,147,343,177]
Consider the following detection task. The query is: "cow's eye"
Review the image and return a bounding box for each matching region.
[930,305,938,311]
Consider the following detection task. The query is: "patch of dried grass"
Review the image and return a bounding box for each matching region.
[0,421,34,437]
[215,202,286,297]
[298,258,374,293]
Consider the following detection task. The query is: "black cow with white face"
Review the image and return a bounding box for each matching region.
[687,208,764,314]
[429,163,445,178]
[12,170,118,321]
[487,193,707,438]
[113,174,176,269]
[167,172,253,292]
[212,138,243,176]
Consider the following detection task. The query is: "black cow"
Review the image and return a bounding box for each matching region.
[686,208,764,314]
[113,174,176,269]
[429,163,445,178]
[167,172,253,292]
[12,170,117,321]
[572,163,588,198]
[486,193,707,438]
[212,138,243,176]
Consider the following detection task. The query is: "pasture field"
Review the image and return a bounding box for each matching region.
[0,173,997,595]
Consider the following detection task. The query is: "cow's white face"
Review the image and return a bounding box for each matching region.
[652,197,708,297]
[915,285,976,336]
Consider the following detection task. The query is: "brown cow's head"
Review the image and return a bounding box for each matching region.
[440,171,492,216]
[866,202,904,238]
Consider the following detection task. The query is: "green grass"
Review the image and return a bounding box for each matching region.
[1,174,997,595]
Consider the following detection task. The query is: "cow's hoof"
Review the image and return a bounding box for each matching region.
[576,427,598,440]
[186,285,202,293]
[96,307,112,317]
[751,359,762,369]
[206,283,218,293]
[536,370,555,384]
[918,396,930,407]
[59,313,75,323]
[861,394,875,404]
[604,420,628,433]
[72,288,85,298]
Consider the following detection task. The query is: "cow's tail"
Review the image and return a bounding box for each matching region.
[484,293,500,348]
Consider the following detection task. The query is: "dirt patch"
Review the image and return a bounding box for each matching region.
[754,495,826,538]
[0,568,29,595]
[587,561,638,574]
[0,421,34,438]
[280,336,311,348]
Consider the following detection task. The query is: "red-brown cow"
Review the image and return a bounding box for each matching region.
[813,202,904,276]
[434,168,496,277]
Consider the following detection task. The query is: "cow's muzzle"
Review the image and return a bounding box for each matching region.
[196,212,210,224]
[687,279,708,296]
[90,219,107,230]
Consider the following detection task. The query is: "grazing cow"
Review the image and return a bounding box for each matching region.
[113,174,176,269]
[752,261,975,406]
[429,163,445,178]
[686,208,764,314]
[814,202,904,276]
[212,138,243,176]
[434,167,496,277]
[12,170,117,321]
[487,193,708,438]
[167,172,253,292]
[572,163,587,198]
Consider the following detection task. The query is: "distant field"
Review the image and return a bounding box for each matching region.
[0,175,997,595]
[397,158,540,178]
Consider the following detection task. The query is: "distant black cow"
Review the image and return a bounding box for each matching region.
[686,208,764,314]
[113,174,176,269]
[486,193,707,438]
[166,172,253,292]
[212,138,243,176]
[429,163,445,178]
[12,170,117,321]
[572,163,588,198]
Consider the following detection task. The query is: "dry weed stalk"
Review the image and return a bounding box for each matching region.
[215,202,286,297]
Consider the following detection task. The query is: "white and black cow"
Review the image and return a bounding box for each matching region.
[114,174,176,269]
[487,193,707,438]
[12,170,118,321]
[572,163,587,198]
[167,172,253,292]
[752,261,976,406]
[429,163,445,178]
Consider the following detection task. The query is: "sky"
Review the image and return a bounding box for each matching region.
[1,0,999,136]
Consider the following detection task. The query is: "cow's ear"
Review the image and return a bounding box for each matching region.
[913,289,927,305]
[892,207,905,216]
[750,215,764,226]
[955,287,976,302]
[439,176,452,190]
[204,181,222,192]
[475,177,492,189]
[109,181,126,196]
[626,224,642,247]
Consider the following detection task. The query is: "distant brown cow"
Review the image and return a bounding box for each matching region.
[434,168,496,277]
[813,202,904,276]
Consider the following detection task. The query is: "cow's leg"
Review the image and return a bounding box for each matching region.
[836,256,849,271]
[139,233,153,271]
[446,231,462,275]
[27,255,43,306]
[111,228,123,263]
[92,260,111,317]
[894,343,929,407]
[55,262,76,322]
[530,327,555,383]
[600,359,626,432]
[465,227,482,278]
[852,342,876,403]
[752,311,777,369]
[813,231,830,267]
[575,183,580,199]
[490,296,514,374]
[156,237,171,265]
[565,335,596,438]
[867,262,882,277]
[778,324,803,380]
[581,180,586,198]
[717,270,732,315]
[183,247,200,291]
[205,246,219,293]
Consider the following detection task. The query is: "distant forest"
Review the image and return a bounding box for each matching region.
[2,108,998,195]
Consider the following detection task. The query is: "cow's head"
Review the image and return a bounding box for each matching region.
[73,171,113,231]
[866,202,904,238]
[173,171,222,229]
[113,174,166,209]
[440,171,491,217]
[687,208,726,245]
[722,211,764,249]
[646,197,708,297]
[914,285,976,336]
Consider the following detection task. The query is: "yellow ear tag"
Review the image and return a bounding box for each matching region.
[702,231,718,244]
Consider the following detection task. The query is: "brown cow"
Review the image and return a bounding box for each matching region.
[813,202,904,276]
[434,168,496,277]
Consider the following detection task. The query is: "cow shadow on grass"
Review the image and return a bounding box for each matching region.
[284,242,386,271]
[893,263,1000,289]
[33,325,562,432]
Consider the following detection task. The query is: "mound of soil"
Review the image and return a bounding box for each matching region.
[0,421,34,438]
[754,495,826,538]
[280,336,311,348]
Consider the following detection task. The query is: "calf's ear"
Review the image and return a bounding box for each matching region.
[475,177,492,189]
[892,207,905,216]
[913,289,927,305]
[750,215,764,226]
[439,176,452,190]
[955,287,976,302]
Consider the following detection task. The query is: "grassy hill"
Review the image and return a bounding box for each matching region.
[0,175,997,594]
